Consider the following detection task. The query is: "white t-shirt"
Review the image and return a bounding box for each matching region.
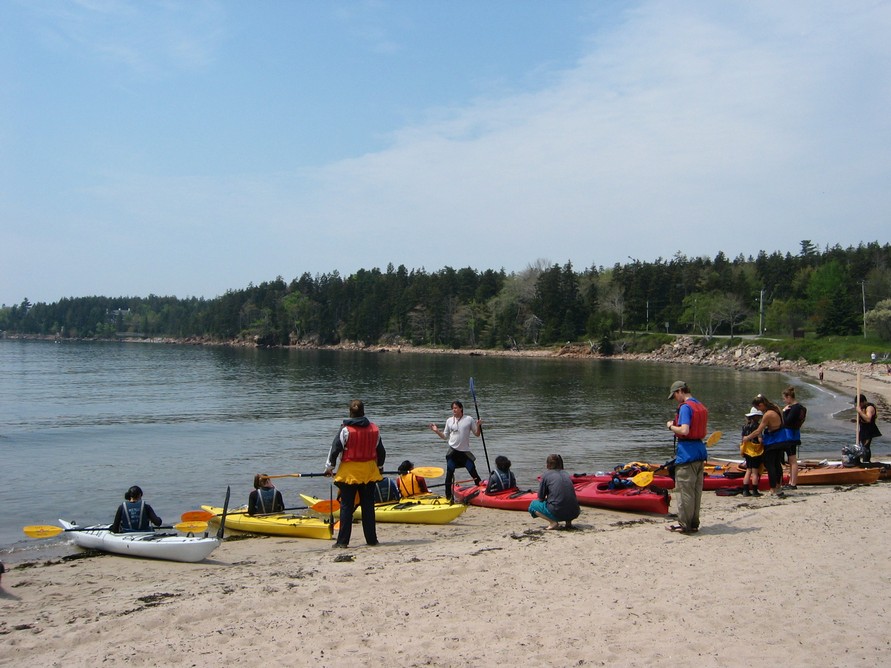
[443,414,477,452]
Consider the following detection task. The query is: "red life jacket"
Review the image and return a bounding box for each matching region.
[676,399,708,440]
[341,423,380,462]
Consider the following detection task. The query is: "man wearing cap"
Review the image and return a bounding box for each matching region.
[665,381,709,534]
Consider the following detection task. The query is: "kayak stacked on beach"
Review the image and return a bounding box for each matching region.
[56,520,220,563]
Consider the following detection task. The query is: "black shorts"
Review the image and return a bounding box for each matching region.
[743,455,763,469]
[785,442,799,456]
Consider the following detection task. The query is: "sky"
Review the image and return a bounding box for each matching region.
[1,0,890,307]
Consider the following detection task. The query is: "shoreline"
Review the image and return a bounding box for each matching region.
[2,483,889,665]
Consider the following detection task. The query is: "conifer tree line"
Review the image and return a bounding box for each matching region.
[3,241,891,347]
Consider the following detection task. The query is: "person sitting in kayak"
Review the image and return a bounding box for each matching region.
[248,474,285,515]
[110,485,163,533]
[396,460,429,498]
[485,455,517,494]
[374,477,400,503]
[529,454,580,530]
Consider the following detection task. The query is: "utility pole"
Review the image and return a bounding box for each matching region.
[759,288,764,336]
[862,281,867,338]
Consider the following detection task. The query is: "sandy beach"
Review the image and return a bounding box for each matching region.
[2,360,889,667]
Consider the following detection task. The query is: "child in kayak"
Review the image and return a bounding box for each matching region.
[485,455,517,494]
[396,460,429,498]
[110,485,163,533]
[248,474,285,515]
[529,454,580,530]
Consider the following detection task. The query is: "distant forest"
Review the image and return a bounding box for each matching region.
[3,241,891,348]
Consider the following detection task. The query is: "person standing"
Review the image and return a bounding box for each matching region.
[855,393,882,463]
[110,485,163,533]
[325,399,386,548]
[430,400,483,500]
[248,474,285,515]
[665,381,708,534]
[529,454,579,530]
[742,394,791,498]
[740,407,764,497]
[781,386,807,488]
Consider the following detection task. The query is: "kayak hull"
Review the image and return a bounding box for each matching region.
[452,482,536,511]
[573,481,670,515]
[201,505,332,539]
[59,520,219,563]
[299,494,466,525]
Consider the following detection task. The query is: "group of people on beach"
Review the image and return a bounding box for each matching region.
[318,397,580,546]
[111,377,882,545]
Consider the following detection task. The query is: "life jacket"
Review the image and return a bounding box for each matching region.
[121,500,149,532]
[397,473,427,498]
[374,478,399,502]
[341,423,380,462]
[257,487,278,513]
[676,399,708,440]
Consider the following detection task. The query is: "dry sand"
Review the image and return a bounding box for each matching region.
[1,364,889,667]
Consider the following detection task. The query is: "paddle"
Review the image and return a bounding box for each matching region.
[469,377,492,474]
[217,486,230,540]
[182,499,341,524]
[631,471,654,487]
[23,521,208,539]
[706,431,723,447]
[268,466,445,479]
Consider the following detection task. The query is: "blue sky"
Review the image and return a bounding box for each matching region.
[2,0,889,306]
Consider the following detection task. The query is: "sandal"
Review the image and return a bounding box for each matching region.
[666,524,690,533]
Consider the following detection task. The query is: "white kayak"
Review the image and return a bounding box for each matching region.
[59,520,220,563]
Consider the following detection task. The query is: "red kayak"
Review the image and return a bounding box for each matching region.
[571,471,778,492]
[573,480,670,515]
[452,481,536,511]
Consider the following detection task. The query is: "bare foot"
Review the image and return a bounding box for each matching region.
[545,522,559,531]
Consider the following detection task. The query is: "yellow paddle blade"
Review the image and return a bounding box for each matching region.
[411,466,444,478]
[706,431,723,447]
[23,525,65,539]
[175,521,208,533]
[631,471,654,487]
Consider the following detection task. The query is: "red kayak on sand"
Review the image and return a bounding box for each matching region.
[455,479,670,515]
[573,480,670,515]
[571,470,780,492]
[452,481,536,511]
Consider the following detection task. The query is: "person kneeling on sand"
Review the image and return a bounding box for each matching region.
[529,454,580,530]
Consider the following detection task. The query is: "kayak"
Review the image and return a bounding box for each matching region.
[794,466,881,486]
[710,461,879,486]
[299,494,466,525]
[571,471,778,492]
[573,480,670,515]
[58,520,220,563]
[452,481,537,511]
[201,505,333,539]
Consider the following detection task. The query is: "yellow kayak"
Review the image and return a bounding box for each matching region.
[200,505,333,540]
[299,494,466,525]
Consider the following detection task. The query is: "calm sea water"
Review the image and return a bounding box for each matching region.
[0,339,855,561]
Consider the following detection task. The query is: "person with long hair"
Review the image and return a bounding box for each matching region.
[781,386,807,488]
[742,394,792,498]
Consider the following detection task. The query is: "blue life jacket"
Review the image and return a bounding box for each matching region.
[121,500,150,532]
